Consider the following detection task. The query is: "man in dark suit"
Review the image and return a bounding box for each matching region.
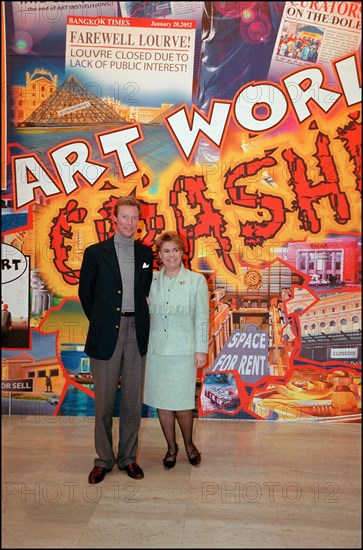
[79,196,153,484]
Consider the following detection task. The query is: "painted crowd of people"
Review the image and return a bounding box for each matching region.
[278,32,321,62]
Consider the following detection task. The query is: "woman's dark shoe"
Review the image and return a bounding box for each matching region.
[163,444,178,469]
[187,447,201,466]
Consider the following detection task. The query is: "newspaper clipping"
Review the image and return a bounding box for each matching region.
[118,2,203,80]
[267,1,362,86]
[65,16,197,108]
[12,1,118,31]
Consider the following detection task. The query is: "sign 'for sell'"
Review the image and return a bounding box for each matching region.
[1,379,34,392]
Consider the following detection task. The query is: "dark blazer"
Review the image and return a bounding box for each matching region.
[78,237,153,360]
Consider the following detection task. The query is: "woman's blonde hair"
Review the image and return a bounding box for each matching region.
[155,231,185,253]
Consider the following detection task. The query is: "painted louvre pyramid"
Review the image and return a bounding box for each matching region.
[25,75,126,127]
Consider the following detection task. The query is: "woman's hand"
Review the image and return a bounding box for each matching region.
[194,352,207,369]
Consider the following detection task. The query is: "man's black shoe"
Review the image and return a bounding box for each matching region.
[88,466,111,484]
[119,462,144,479]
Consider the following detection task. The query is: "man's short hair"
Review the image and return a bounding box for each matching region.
[114,196,142,217]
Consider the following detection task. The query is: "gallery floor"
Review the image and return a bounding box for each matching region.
[2,415,361,549]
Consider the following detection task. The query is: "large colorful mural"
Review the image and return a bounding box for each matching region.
[1,1,361,422]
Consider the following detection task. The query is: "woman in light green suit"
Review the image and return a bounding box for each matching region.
[144,231,209,469]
